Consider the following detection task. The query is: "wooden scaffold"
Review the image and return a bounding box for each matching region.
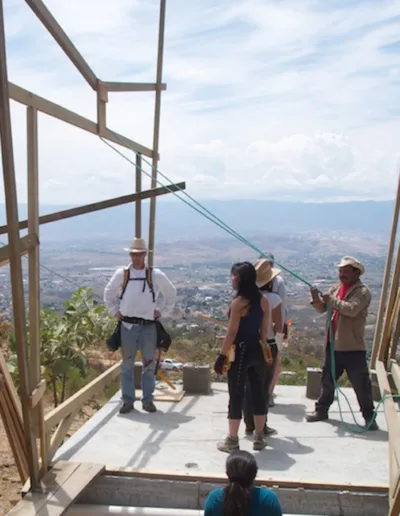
[0,0,181,495]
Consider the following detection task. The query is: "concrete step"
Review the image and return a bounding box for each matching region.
[68,505,320,516]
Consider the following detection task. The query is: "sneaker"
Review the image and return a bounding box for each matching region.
[264,425,277,436]
[306,411,328,422]
[119,402,134,414]
[217,436,240,453]
[253,433,267,451]
[142,401,157,413]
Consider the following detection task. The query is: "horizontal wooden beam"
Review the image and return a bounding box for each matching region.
[24,0,97,89]
[8,82,155,159]
[0,233,39,267]
[45,362,121,432]
[104,82,167,92]
[0,182,186,235]
[105,467,389,493]
[376,361,400,476]
[28,379,46,409]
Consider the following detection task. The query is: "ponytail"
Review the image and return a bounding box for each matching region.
[223,481,252,516]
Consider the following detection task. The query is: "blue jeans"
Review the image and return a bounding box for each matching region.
[120,323,157,404]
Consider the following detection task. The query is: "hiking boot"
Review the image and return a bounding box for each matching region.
[142,401,157,413]
[306,411,328,422]
[119,402,134,414]
[264,425,277,436]
[253,433,267,451]
[217,436,239,453]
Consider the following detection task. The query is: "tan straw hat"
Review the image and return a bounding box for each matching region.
[336,255,365,275]
[254,258,281,288]
[123,237,149,254]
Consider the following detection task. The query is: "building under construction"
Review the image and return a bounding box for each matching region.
[1,1,400,515]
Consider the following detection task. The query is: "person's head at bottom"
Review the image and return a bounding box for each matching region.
[223,450,258,515]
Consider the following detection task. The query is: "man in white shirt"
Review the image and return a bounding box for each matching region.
[104,237,177,414]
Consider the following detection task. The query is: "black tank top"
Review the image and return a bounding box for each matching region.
[234,298,263,347]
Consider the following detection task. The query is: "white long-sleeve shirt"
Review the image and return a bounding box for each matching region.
[104,265,176,327]
[272,274,287,321]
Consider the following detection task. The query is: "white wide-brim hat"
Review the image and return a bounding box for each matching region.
[254,258,281,288]
[336,255,365,275]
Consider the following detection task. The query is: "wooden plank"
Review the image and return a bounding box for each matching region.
[0,182,186,235]
[0,232,39,267]
[8,82,155,158]
[0,348,22,419]
[105,467,389,493]
[97,80,108,135]
[135,153,142,237]
[28,380,46,409]
[371,172,400,368]
[376,361,400,474]
[0,1,40,487]
[148,0,167,267]
[24,0,97,89]
[105,81,167,92]
[9,462,81,515]
[38,401,48,476]
[45,362,121,432]
[391,360,400,394]
[48,410,78,461]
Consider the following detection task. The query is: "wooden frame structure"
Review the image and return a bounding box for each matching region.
[0,0,182,493]
[370,173,400,515]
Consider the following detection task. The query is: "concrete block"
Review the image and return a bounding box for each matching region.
[183,364,212,394]
[306,367,322,400]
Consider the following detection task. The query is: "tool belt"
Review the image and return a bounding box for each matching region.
[121,316,154,325]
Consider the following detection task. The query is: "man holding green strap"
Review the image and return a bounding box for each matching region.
[306,256,378,431]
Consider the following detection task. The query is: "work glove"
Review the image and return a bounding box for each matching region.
[214,354,226,375]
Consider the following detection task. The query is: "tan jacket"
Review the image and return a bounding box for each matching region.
[311,280,371,352]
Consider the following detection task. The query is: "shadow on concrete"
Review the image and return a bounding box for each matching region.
[269,403,307,422]
[55,400,121,461]
[125,394,200,469]
[329,419,389,441]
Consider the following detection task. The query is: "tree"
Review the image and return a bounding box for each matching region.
[8,287,114,407]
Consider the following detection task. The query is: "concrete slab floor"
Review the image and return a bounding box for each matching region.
[55,384,393,487]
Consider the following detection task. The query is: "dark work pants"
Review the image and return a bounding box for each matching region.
[227,345,267,420]
[243,343,278,430]
[315,347,375,420]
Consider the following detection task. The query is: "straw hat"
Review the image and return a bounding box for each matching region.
[123,237,149,254]
[336,256,365,275]
[254,258,281,288]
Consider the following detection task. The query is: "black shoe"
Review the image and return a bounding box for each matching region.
[306,411,328,422]
[119,402,134,414]
[142,401,157,413]
[264,425,277,436]
[365,418,379,431]
[245,427,254,436]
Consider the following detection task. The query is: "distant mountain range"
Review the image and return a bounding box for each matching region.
[0,199,395,242]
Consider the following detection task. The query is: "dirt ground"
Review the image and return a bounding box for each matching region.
[0,399,102,515]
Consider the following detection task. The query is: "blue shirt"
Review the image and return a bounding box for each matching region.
[204,486,282,515]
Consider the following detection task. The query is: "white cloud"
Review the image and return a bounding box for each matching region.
[0,0,399,205]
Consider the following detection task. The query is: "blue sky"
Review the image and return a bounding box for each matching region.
[1,0,400,204]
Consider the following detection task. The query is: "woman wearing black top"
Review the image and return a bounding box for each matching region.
[214,262,270,453]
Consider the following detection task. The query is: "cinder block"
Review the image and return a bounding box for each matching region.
[183,364,212,394]
[306,367,322,400]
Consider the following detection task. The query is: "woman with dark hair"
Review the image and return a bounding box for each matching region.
[204,450,282,515]
[214,262,270,453]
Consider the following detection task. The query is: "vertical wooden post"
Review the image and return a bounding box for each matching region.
[148,0,167,267]
[371,172,400,368]
[135,153,142,238]
[0,0,40,488]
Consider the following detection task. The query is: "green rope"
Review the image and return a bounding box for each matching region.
[99,133,397,434]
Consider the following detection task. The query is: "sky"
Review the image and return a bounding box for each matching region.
[1,0,400,205]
